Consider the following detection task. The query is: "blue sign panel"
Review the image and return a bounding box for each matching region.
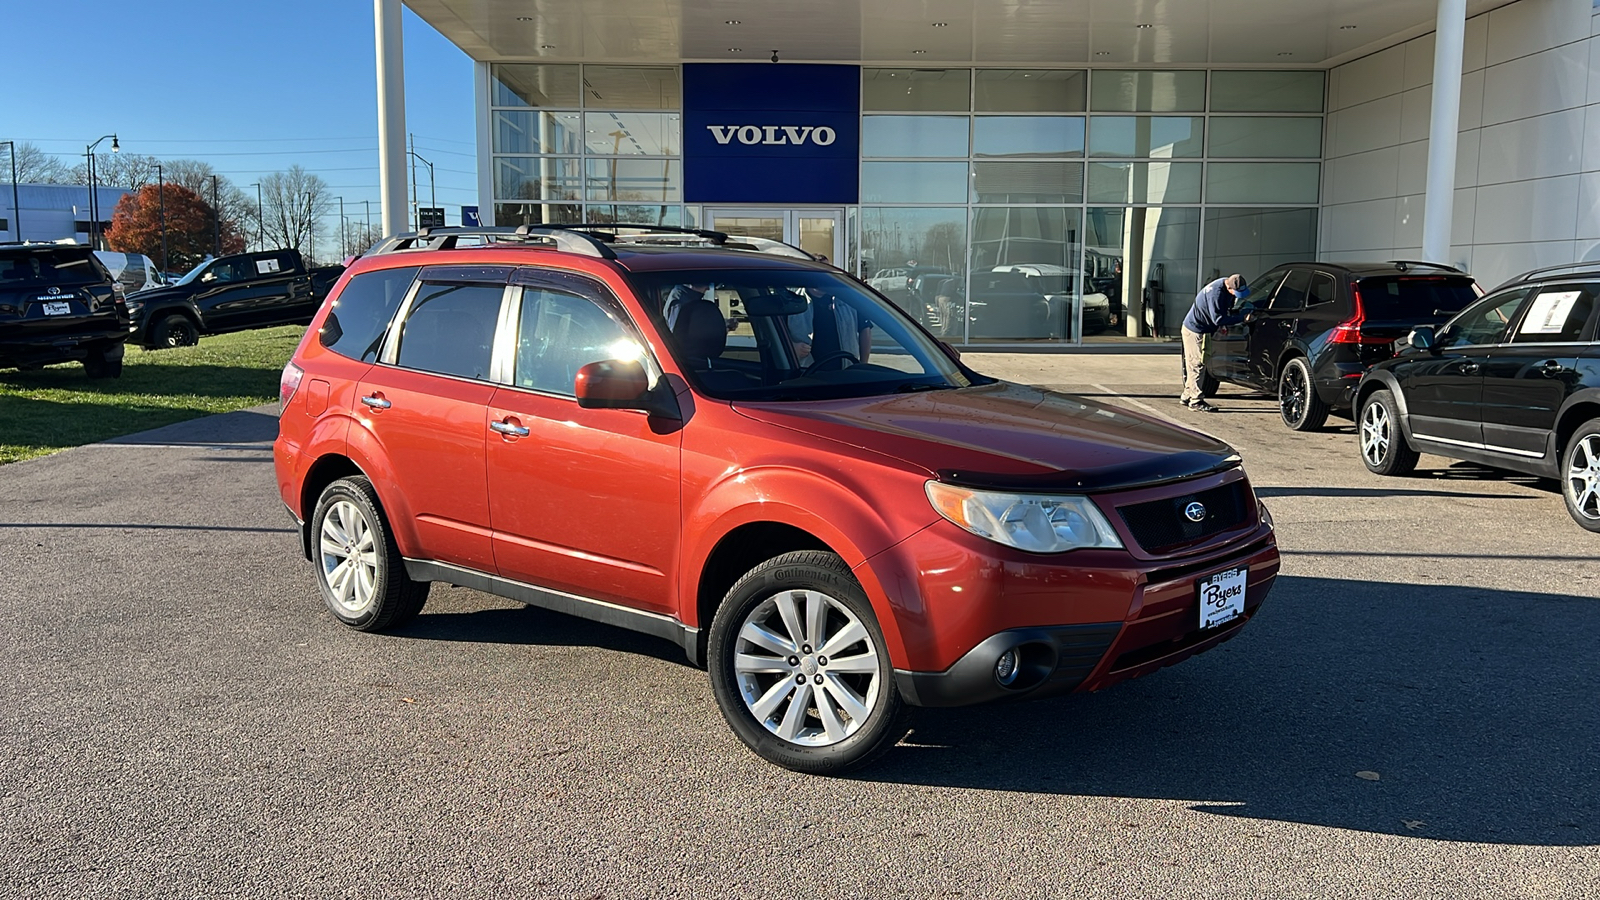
[683,64,860,204]
[462,206,481,227]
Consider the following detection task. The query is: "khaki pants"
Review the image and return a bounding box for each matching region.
[1180,327,1208,404]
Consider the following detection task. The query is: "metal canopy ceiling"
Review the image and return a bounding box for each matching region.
[405,0,1514,67]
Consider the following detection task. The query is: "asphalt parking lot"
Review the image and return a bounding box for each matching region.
[2,353,1596,899]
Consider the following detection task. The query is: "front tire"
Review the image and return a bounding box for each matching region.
[149,313,200,349]
[310,476,429,630]
[1359,389,1418,476]
[1561,418,1600,532]
[708,551,909,774]
[1279,357,1329,431]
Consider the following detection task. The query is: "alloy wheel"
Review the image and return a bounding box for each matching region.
[1361,401,1391,467]
[733,589,881,747]
[319,499,380,613]
[1567,435,1600,521]
[1280,368,1306,426]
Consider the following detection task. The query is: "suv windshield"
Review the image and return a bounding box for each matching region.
[1357,276,1477,319]
[629,268,980,401]
[0,248,107,287]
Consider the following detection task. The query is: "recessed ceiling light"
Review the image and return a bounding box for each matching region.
[912,49,926,54]
[725,19,740,25]
[1339,24,1357,30]
[931,22,948,27]
[516,16,533,21]
[1095,51,1110,56]
[1136,23,1153,29]
[540,44,555,49]
[728,47,742,52]
[1277,51,1294,56]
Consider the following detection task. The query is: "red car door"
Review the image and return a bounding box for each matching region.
[355,269,510,573]
[485,273,681,614]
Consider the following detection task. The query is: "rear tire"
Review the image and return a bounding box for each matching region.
[1279,357,1329,431]
[1358,390,1418,476]
[708,551,909,774]
[1560,418,1600,533]
[1199,370,1219,399]
[149,313,199,349]
[82,345,124,379]
[310,476,430,631]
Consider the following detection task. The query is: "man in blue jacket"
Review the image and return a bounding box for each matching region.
[1179,273,1251,412]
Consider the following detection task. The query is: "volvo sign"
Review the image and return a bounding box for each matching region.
[683,64,859,204]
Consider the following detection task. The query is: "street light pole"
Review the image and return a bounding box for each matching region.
[251,182,263,251]
[1,141,18,241]
[155,162,167,275]
[85,133,118,249]
[336,196,346,259]
[211,175,220,255]
[408,144,434,229]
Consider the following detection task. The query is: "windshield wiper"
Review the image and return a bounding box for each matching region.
[894,381,958,393]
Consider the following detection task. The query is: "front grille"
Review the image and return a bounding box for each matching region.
[1117,481,1252,554]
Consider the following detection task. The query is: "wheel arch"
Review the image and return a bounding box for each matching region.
[297,453,370,560]
[1355,371,1416,442]
[1555,392,1600,458]
[692,521,835,665]
[143,303,203,345]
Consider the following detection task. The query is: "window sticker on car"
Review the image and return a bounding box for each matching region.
[1520,290,1583,335]
[256,258,281,275]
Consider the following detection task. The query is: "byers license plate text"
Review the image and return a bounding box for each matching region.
[1199,567,1247,629]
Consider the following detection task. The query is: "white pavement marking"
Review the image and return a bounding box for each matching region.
[1090,383,1186,426]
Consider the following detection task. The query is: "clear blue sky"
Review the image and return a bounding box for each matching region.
[4,1,476,225]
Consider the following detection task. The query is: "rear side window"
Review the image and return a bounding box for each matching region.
[0,249,108,286]
[1356,276,1477,319]
[1272,269,1310,310]
[320,266,419,362]
[394,282,504,380]
[1511,284,1599,344]
[1308,272,1338,307]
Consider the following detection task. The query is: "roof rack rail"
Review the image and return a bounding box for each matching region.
[1500,259,1600,287]
[360,223,819,263]
[1386,259,1464,273]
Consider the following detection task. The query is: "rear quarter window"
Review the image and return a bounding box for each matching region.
[319,266,420,362]
[1357,277,1477,319]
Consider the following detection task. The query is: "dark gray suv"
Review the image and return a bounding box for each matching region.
[0,243,129,378]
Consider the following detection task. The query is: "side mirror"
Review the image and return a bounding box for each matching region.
[1409,325,1437,352]
[574,359,680,419]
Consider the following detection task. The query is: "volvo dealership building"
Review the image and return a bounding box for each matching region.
[379,0,1600,347]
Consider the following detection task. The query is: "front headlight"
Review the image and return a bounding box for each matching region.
[925,481,1123,553]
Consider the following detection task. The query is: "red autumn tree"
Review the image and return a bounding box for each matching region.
[105,184,245,273]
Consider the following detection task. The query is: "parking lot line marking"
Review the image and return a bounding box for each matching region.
[1090,384,1185,426]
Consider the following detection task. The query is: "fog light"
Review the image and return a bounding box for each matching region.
[995,649,1020,686]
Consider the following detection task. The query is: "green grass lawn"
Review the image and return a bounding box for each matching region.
[0,326,304,465]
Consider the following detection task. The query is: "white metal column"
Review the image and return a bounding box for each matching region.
[1423,0,1467,264]
[375,0,409,238]
[474,61,495,223]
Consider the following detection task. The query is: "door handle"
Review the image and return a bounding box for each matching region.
[490,419,530,438]
[360,394,391,409]
[1536,360,1564,377]
[1459,361,1480,375]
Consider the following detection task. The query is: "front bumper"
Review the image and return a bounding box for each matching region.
[865,468,1280,707]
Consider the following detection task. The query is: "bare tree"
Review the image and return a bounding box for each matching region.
[341,219,383,258]
[70,153,161,190]
[5,142,70,184]
[259,166,331,254]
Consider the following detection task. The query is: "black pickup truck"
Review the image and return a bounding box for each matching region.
[127,249,344,348]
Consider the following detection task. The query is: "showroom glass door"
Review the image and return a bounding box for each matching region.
[705,208,843,265]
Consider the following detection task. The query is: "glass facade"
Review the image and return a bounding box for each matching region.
[488,64,1326,346]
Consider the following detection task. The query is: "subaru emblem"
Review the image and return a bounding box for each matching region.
[1184,501,1207,523]
[47,286,61,295]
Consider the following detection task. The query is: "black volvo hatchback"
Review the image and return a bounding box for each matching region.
[1355,263,1600,531]
[1203,261,1479,430]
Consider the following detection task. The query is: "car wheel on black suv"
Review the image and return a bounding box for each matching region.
[1279,357,1329,431]
[708,551,910,774]
[82,344,124,379]
[1562,418,1600,533]
[1358,389,1418,476]
[149,313,200,349]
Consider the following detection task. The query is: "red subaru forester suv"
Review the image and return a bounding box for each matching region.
[274,226,1279,773]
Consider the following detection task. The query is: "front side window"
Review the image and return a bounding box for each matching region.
[1441,289,1532,348]
[393,282,504,380]
[320,266,419,362]
[1510,284,1600,344]
[1246,269,1290,309]
[514,287,641,396]
[629,268,978,401]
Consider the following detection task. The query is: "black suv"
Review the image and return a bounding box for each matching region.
[1354,263,1600,531]
[1204,261,1479,430]
[0,243,129,378]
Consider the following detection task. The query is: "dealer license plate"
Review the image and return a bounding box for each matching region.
[1198,567,1247,629]
[41,301,72,316]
